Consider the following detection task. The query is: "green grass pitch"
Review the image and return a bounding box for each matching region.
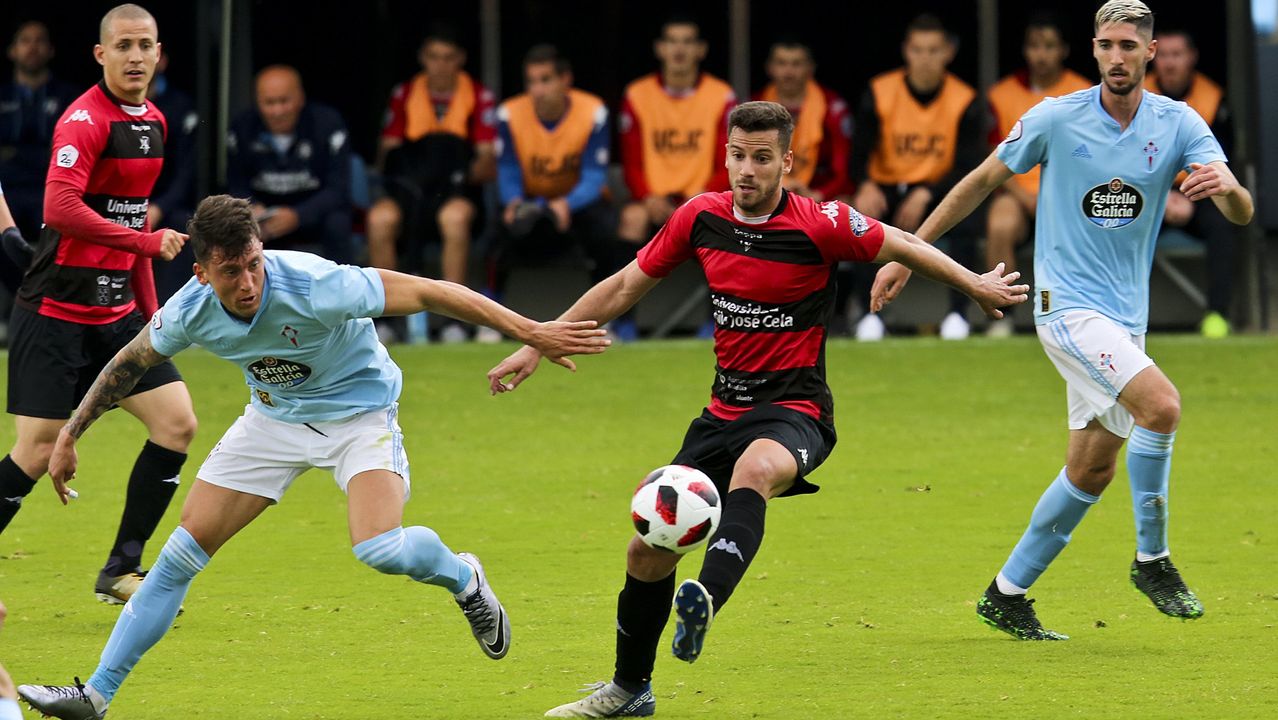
[1,336,1275,718]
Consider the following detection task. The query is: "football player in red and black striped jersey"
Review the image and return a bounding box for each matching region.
[0,4,197,608]
[491,101,1029,716]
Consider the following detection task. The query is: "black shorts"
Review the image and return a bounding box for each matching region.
[670,403,837,498]
[7,305,184,419]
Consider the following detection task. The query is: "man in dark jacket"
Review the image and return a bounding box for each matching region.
[227,65,352,264]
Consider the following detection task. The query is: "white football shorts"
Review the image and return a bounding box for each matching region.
[198,403,410,503]
[1037,310,1155,438]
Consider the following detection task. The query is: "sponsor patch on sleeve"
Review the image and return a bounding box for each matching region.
[849,208,869,236]
[56,144,79,168]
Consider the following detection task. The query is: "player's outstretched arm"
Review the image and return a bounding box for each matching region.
[377,269,612,362]
[486,260,662,395]
[875,224,1029,320]
[49,326,172,504]
[1181,161,1253,225]
[871,152,1014,312]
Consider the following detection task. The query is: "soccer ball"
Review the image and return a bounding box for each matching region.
[630,465,721,554]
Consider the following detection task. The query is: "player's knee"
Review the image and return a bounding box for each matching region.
[1145,391,1181,431]
[626,534,678,580]
[154,411,197,451]
[437,198,475,231]
[1071,462,1116,492]
[367,198,402,234]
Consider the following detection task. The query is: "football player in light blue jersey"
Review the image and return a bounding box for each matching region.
[871,0,1253,641]
[17,195,610,719]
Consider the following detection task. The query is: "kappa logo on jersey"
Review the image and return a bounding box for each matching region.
[1082,177,1143,229]
[64,108,94,125]
[819,200,840,228]
[1003,120,1023,144]
[55,144,79,168]
[848,208,870,236]
[248,356,313,388]
[733,226,761,252]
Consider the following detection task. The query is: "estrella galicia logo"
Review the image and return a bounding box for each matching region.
[1082,177,1143,229]
[247,356,313,388]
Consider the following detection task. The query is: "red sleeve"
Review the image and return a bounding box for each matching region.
[131,254,158,319]
[635,196,703,277]
[822,200,884,263]
[44,109,164,256]
[381,82,408,142]
[470,83,497,143]
[619,95,650,200]
[705,95,735,192]
[812,92,853,199]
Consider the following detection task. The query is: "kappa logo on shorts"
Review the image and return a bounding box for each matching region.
[798,448,809,467]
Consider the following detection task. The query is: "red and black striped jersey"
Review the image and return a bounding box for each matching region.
[637,190,885,425]
[19,81,167,324]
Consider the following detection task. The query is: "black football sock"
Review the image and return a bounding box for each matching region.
[0,455,38,533]
[102,441,187,576]
[613,571,676,689]
[697,487,767,613]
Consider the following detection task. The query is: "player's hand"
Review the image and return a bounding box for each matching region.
[1163,190,1194,227]
[157,229,188,261]
[487,345,545,395]
[523,319,609,361]
[260,206,300,241]
[48,428,79,506]
[1180,162,1238,202]
[852,181,888,220]
[971,262,1030,319]
[870,261,913,313]
[644,195,675,225]
[892,186,933,232]
[548,198,571,233]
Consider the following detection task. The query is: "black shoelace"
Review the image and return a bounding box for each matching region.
[40,677,91,703]
[459,592,496,634]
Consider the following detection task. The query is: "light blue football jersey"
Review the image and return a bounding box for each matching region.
[996,85,1225,334]
[150,250,402,422]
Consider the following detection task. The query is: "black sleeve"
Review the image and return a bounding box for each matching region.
[849,87,879,185]
[929,96,990,204]
[292,107,351,228]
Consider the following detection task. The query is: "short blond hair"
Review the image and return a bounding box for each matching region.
[1094,0,1154,39]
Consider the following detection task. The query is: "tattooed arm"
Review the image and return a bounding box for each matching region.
[48,327,171,504]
